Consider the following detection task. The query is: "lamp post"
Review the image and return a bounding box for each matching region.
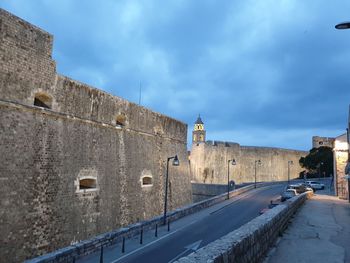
[318,162,324,178]
[254,160,261,188]
[347,128,350,202]
[335,23,350,202]
[287,160,293,184]
[163,155,179,225]
[227,159,236,199]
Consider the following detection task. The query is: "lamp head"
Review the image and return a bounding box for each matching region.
[172,155,180,166]
[335,22,350,30]
[231,159,236,165]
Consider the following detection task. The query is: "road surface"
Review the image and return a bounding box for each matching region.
[78,184,284,263]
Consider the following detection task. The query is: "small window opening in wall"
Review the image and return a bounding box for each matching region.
[79,178,97,190]
[34,93,52,109]
[116,113,126,126]
[141,176,153,187]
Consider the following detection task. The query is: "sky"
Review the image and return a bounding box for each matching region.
[1,0,350,151]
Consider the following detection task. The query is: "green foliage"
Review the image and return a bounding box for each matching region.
[299,146,333,177]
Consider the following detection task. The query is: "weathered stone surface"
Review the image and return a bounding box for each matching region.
[25,184,266,262]
[0,8,192,262]
[190,141,307,184]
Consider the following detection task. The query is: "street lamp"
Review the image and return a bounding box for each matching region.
[227,159,236,199]
[163,155,180,225]
[335,22,350,29]
[287,161,293,184]
[254,160,261,188]
[335,23,350,202]
[318,162,324,178]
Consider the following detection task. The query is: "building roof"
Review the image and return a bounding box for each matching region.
[195,115,204,124]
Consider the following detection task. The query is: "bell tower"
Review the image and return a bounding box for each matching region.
[192,115,206,144]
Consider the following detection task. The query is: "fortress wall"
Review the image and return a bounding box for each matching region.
[0,95,191,263]
[239,146,307,183]
[0,9,186,143]
[190,143,307,185]
[0,8,191,262]
[0,9,56,104]
[189,142,241,184]
[53,76,187,141]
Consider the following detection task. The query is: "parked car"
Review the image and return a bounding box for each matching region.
[286,184,313,194]
[305,181,325,190]
[281,189,297,202]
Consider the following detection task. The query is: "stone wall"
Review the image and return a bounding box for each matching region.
[175,192,313,263]
[0,8,192,262]
[192,183,236,202]
[333,134,349,199]
[190,141,307,184]
[26,184,265,263]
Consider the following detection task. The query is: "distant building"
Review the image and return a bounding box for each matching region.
[192,115,206,144]
[312,136,335,148]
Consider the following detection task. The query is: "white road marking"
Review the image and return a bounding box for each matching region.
[168,240,202,263]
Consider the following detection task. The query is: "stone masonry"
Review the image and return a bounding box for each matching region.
[0,8,192,262]
[190,141,307,185]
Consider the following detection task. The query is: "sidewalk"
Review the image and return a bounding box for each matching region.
[265,191,350,263]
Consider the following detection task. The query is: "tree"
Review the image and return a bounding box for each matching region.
[299,146,333,177]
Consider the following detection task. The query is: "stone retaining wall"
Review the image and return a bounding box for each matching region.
[26,184,269,262]
[175,191,313,263]
[192,183,236,202]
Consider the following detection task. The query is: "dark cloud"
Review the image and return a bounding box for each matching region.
[1,0,349,150]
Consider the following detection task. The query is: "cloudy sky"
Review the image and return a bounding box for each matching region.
[2,0,349,150]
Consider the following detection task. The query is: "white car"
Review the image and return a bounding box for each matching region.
[286,184,313,193]
[306,181,325,190]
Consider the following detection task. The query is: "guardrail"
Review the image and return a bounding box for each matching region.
[26,182,278,262]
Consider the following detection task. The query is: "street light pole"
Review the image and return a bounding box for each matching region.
[287,160,293,184]
[254,160,261,188]
[227,159,236,199]
[319,162,324,179]
[347,128,350,202]
[335,23,350,202]
[163,155,179,225]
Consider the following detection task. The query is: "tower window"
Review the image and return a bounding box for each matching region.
[34,92,52,109]
[194,124,204,131]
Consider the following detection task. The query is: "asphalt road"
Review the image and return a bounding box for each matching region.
[79,184,284,263]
